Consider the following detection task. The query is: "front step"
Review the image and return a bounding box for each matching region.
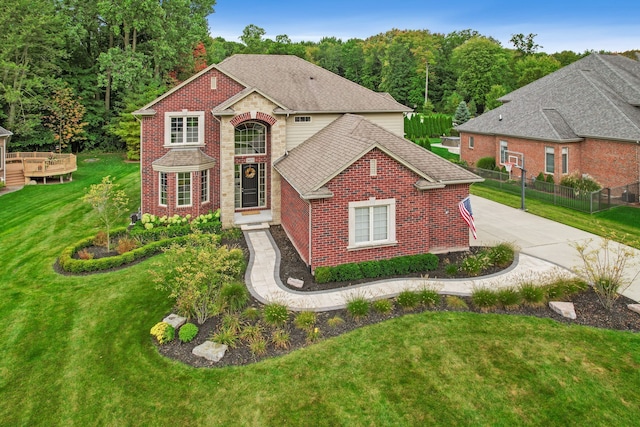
[240,222,270,231]
[5,170,25,186]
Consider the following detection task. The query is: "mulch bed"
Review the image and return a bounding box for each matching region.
[157,226,640,368]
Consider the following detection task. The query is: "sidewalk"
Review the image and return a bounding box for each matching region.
[243,196,640,310]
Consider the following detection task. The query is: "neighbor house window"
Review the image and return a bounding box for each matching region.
[159,172,167,206]
[177,172,192,207]
[294,116,311,123]
[469,136,474,149]
[348,198,396,248]
[562,147,568,174]
[164,111,205,146]
[201,170,210,204]
[500,140,508,164]
[235,122,266,155]
[545,146,555,174]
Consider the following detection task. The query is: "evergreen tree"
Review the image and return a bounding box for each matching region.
[454,101,470,125]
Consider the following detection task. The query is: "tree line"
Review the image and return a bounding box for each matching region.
[1,1,638,154]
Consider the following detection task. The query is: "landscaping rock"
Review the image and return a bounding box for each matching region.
[192,341,228,362]
[163,313,186,329]
[287,277,304,289]
[549,301,576,319]
[628,304,640,315]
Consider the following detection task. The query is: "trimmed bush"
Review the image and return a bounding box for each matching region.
[178,323,199,343]
[360,261,382,279]
[476,157,496,170]
[333,263,363,282]
[314,267,333,284]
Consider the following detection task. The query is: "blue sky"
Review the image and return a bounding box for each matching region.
[208,0,640,53]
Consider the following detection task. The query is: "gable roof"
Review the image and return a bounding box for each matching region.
[274,114,482,199]
[457,53,640,143]
[136,54,412,115]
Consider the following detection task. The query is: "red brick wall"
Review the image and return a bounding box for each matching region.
[460,132,640,188]
[309,148,470,270]
[280,177,310,264]
[140,68,245,217]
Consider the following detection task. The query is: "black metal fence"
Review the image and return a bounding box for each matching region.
[468,167,639,214]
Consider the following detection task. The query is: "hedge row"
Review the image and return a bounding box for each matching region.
[58,231,221,274]
[129,220,222,243]
[404,113,453,139]
[315,253,439,284]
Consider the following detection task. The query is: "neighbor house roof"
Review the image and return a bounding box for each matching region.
[457,53,640,143]
[0,126,12,137]
[135,54,412,115]
[274,114,482,199]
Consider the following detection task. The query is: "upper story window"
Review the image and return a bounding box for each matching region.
[294,116,311,123]
[235,122,266,155]
[165,111,205,146]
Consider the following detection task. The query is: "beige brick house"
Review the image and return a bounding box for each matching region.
[135,55,482,271]
[458,53,640,190]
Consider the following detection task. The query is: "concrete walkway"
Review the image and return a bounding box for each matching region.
[244,195,640,311]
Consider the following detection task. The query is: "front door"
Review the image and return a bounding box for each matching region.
[241,163,259,208]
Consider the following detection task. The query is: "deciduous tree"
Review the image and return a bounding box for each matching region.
[83,175,130,252]
[44,85,88,153]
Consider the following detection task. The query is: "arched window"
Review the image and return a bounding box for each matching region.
[234,122,266,155]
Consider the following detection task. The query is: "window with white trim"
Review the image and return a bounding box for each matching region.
[235,122,266,155]
[348,198,396,248]
[561,147,568,174]
[159,172,167,206]
[164,111,204,146]
[499,140,508,164]
[469,136,474,149]
[545,146,555,174]
[201,170,210,204]
[177,172,192,207]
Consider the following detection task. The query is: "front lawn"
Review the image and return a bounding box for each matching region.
[1,153,639,425]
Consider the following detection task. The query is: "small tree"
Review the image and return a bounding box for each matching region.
[572,232,639,310]
[83,176,129,251]
[43,85,87,153]
[152,234,246,324]
[454,101,470,125]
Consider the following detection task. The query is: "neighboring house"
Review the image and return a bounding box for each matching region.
[135,54,482,272]
[458,53,640,190]
[0,126,12,185]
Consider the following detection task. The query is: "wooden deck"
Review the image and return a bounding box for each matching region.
[4,152,77,185]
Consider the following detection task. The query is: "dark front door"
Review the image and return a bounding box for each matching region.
[241,163,259,208]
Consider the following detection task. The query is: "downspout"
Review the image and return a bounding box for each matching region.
[308,200,312,274]
[134,115,143,215]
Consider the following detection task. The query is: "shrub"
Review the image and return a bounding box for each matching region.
[116,236,139,254]
[178,323,199,343]
[314,267,333,284]
[378,259,397,276]
[391,257,413,275]
[327,316,345,328]
[445,295,468,309]
[488,243,516,268]
[77,248,94,260]
[445,263,458,276]
[519,283,546,307]
[271,328,290,349]
[496,288,522,309]
[460,252,491,276]
[418,287,441,307]
[396,290,420,311]
[93,231,109,247]
[219,282,249,313]
[414,253,439,271]
[476,156,496,170]
[560,172,601,193]
[333,263,363,282]
[471,288,498,311]
[346,295,369,319]
[294,311,317,331]
[150,322,175,344]
[263,302,289,327]
[545,174,554,184]
[210,327,238,348]
[241,307,261,321]
[372,299,393,314]
[248,337,268,356]
[360,261,382,279]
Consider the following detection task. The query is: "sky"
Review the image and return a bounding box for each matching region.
[207,0,640,54]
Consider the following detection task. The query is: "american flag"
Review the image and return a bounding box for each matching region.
[458,196,477,239]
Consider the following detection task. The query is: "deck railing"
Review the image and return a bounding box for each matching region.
[6,152,77,177]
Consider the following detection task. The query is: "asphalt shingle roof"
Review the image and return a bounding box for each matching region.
[457,53,640,142]
[0,126,12,137]
[274,114,482,198]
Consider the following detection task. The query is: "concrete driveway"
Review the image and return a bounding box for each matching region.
[470,195,640,302]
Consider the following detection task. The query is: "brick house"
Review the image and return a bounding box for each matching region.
[135,55,482,272]
[458,53,640,190]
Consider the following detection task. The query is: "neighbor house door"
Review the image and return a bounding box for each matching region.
[241,163,259,208]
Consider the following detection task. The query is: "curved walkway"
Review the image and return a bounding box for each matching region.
[244,196,640,311]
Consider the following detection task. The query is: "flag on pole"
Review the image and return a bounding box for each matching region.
[458,196,477,239]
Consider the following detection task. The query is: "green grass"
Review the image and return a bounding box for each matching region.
[1,153,640,425]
